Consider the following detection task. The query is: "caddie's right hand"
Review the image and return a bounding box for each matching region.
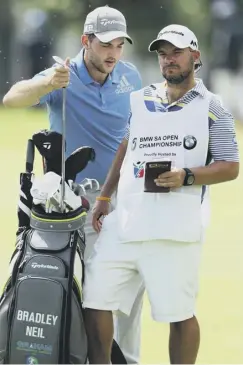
[92,200,110,233]
[46,57,70,90]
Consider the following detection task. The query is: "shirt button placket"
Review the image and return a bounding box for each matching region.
[100,90,106,107]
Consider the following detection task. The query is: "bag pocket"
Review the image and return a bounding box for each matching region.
[70,285,87,364]
[0,289,13,363]
[21,255,66,278]
[29,230,70,251]
[7,276,67,364]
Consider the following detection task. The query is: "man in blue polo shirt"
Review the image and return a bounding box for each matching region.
[3,6,143,363]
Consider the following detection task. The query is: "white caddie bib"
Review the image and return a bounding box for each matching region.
[115,86,210,243]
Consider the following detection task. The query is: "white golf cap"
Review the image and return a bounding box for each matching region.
[148,24,202,71]
[83,6,133,44]
[148,24,199,52]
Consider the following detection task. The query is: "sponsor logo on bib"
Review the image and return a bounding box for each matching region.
[131,137,137,151]
[183,135,197,150]
[133,161,145,178]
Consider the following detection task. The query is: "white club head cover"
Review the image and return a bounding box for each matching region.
[31,172,61,205]
[31,172,82,212]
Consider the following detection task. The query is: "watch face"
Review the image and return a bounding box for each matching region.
[187,175,195,185]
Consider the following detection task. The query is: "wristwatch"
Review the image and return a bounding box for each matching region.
[183,168,195,186]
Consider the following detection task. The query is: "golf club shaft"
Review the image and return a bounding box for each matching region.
[26,139,35,173]
[60,87,66,212]
[42,156,46,174]
[51,56,67,212]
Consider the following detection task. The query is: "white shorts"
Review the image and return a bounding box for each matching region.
[83,213,204,323]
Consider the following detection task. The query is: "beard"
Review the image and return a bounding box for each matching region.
[86,49,108,74]
[163,69,192,84]
[90,57,107,74]
[162,58,194,84]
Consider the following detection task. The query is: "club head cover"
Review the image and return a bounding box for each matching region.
[81,196,90,211]
[31,172,61,202]
[65,146,95,182]
[32,129,65,175]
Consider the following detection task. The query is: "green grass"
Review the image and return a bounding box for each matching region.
[0,107,243,363]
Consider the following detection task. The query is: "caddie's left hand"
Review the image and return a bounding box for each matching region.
[154,168,186,189]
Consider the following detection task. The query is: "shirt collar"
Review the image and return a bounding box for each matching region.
[190,78,208,98]
[156,78,207,101]
[72,49,120,86]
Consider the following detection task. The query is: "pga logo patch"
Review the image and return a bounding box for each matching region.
[183,135,197,150]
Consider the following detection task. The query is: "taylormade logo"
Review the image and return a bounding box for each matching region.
[100,18,125,27]
[43,142,51,150]
[159,30,184,37]
[31,263,59,270]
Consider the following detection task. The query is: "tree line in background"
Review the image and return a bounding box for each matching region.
[1,0,243,97]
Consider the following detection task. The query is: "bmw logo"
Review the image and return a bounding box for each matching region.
[131,137,137,151]
[183,135,197,150]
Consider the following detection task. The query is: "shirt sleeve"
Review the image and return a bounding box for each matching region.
[208,98,239,162]
[32,67,56,105]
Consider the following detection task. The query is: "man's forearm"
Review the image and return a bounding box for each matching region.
[2,77,53,108]
[191,161,239,185]
[100,139,128,197]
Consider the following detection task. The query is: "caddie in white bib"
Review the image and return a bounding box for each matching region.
[82,23,240,365]
[116,86,210,243]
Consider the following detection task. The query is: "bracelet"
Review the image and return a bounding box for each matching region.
[96,196,111,202]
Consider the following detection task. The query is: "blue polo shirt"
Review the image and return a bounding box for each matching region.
[34,50,142,183]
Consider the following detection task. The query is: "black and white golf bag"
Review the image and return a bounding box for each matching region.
[0,131,127,364]
[0,205,88,364]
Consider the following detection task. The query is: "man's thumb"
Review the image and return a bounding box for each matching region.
[64,57,70,68]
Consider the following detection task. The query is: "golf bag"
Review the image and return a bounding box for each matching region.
[0,132,91,364]
[0,130,127,364]
[0,206,88,364]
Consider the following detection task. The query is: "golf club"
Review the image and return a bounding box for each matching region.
[79,178,100,193]
[65,146,96,182]
[25,138,35,173]
[32,130,63,175]
[17,138,35,232]
[52,55,67,212]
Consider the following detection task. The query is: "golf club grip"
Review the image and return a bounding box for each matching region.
[26,139,35,173]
